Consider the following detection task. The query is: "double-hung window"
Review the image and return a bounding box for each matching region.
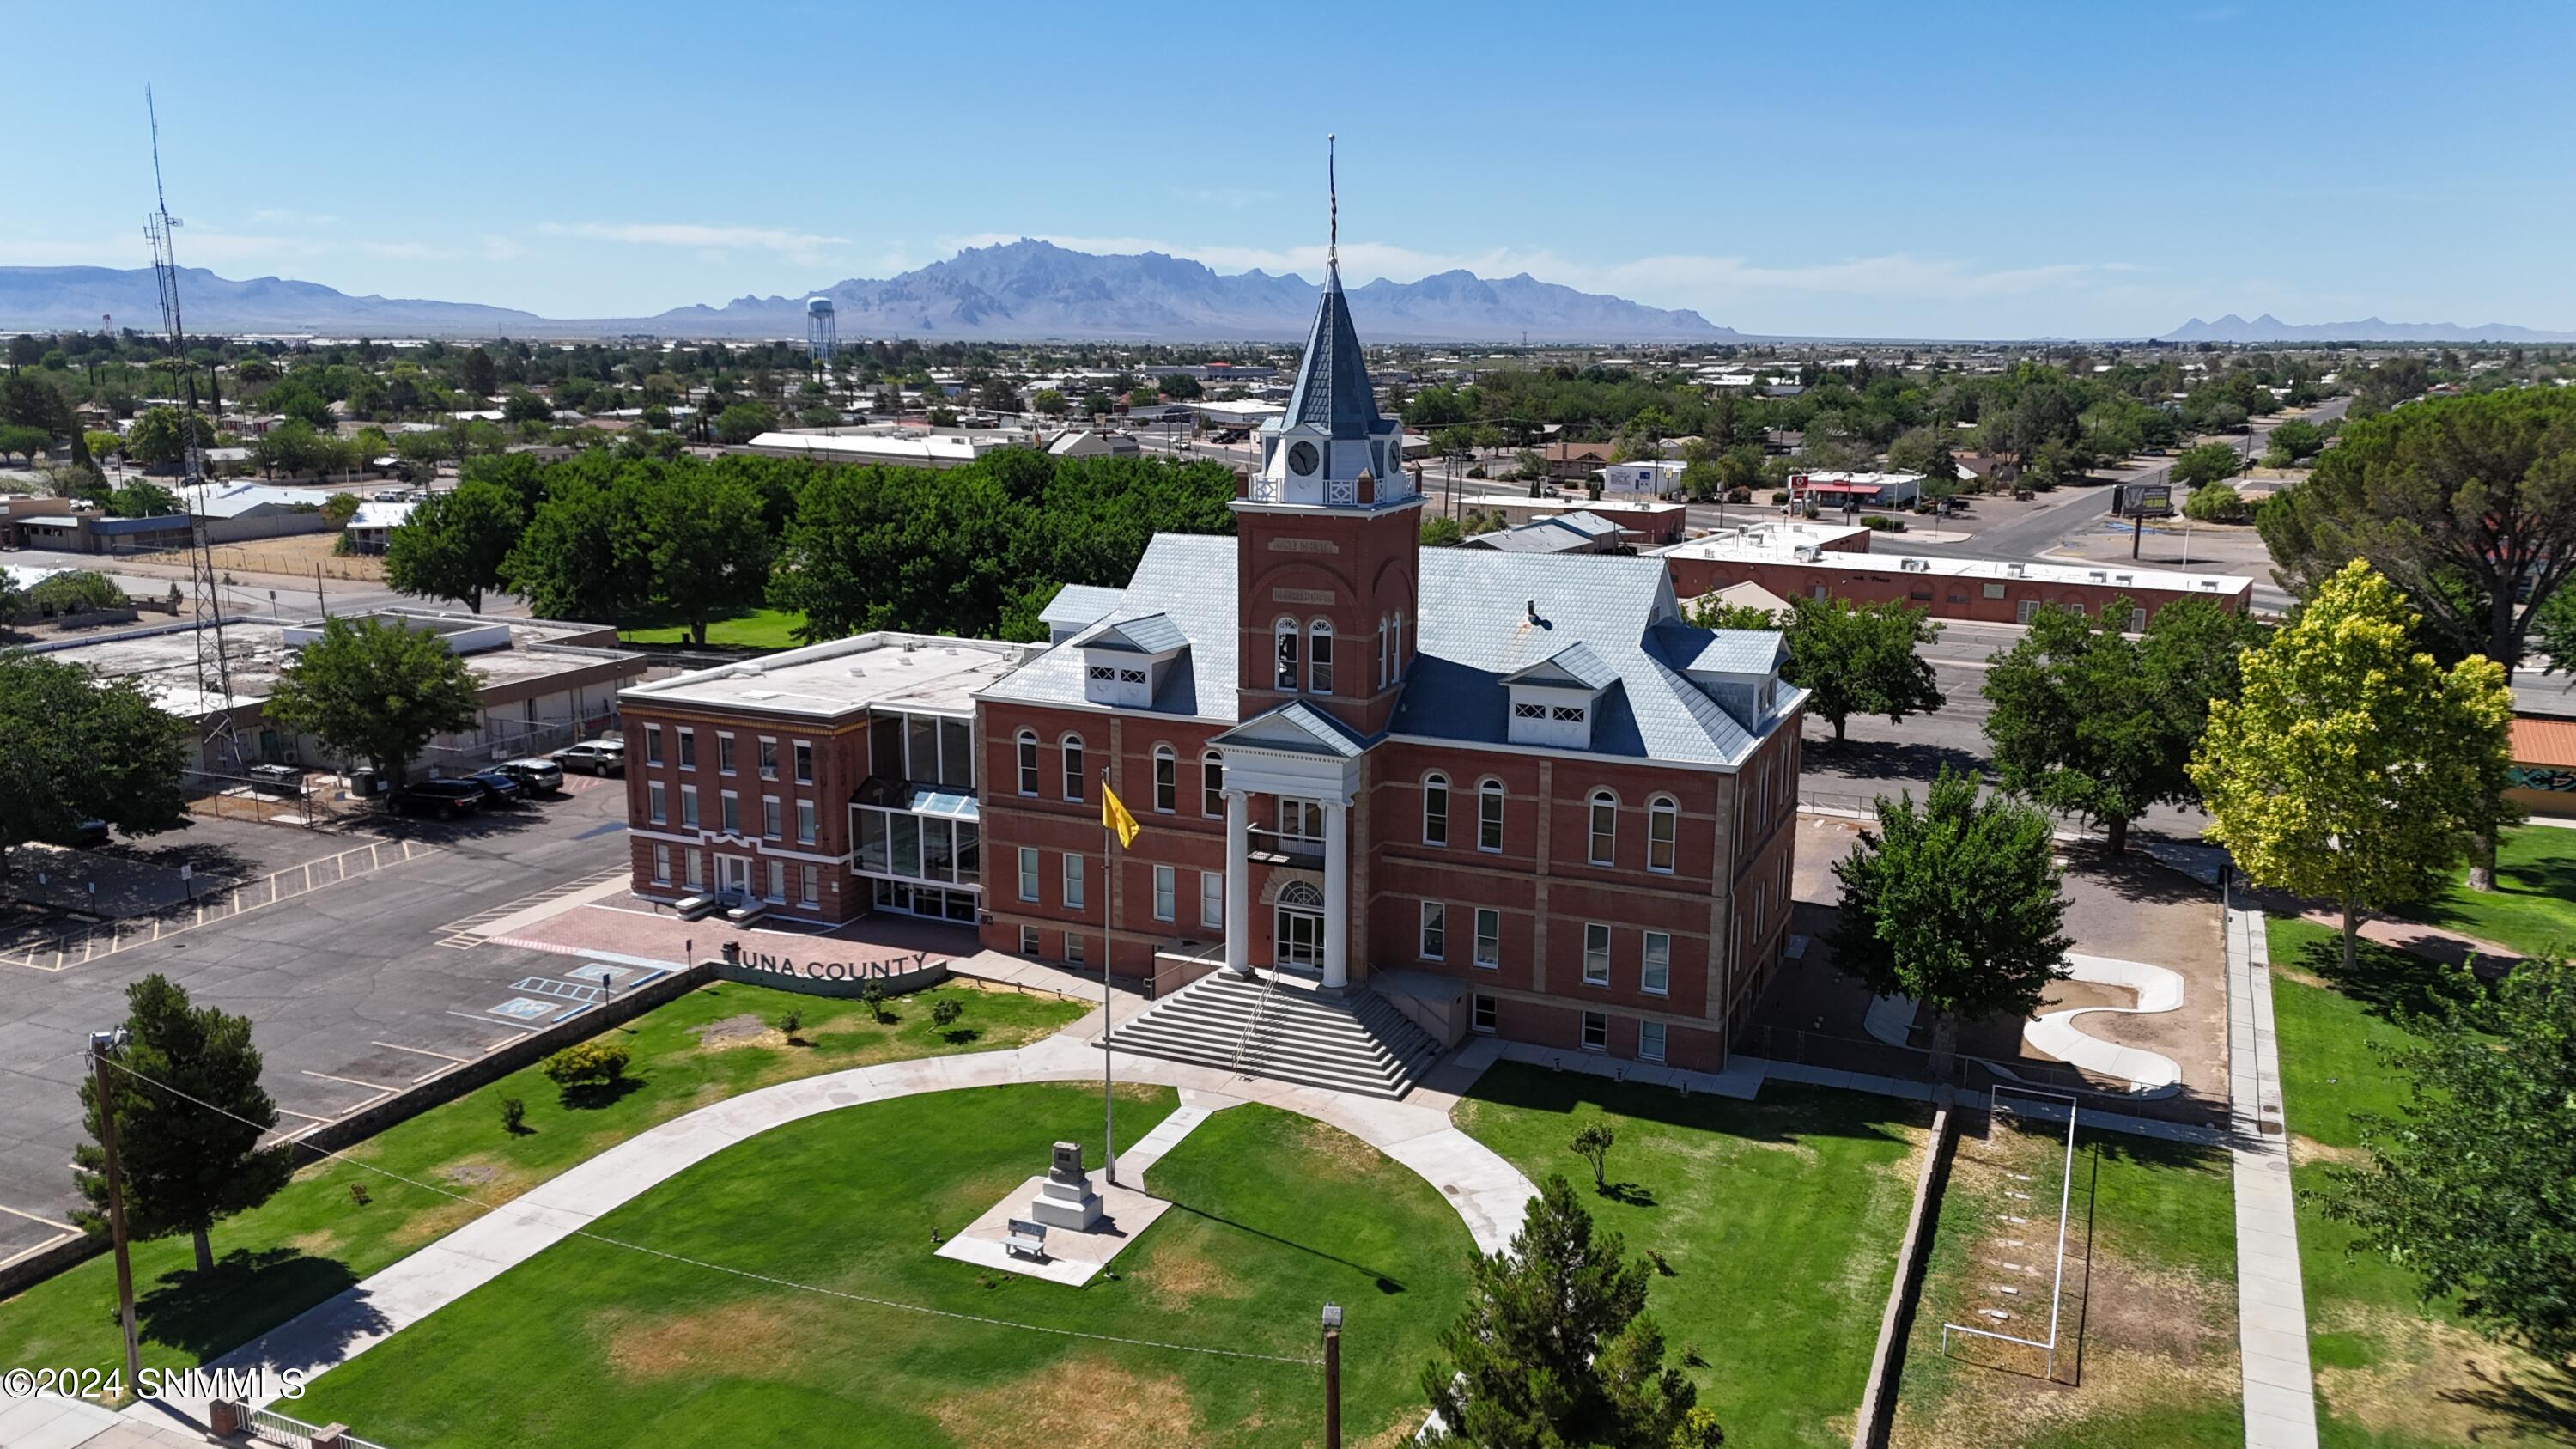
[1422,774,1449,846]
[647,782,666,825]
[1478,781,1504,852]
[1419,902,1446,959]
[1642,931,1670,995]
[1473,909,1500,969]
[1151,864,1176,922]
[1018,847,1040,903]
[1583,923,1612,986]
[1063,853,1085,910]
[1200,870,1223,928]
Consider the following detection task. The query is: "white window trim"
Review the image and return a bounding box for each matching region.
[1151,863,1176,922]
[1588,789,1618,867]
[1643,929,1671,996]
[1473,907,1500,970]
[1580,1009,1609,1052]
[1062,851,1085,910]
[1422,772,1449,848]
[1647,796,1678,874]
[1061,736,1085,802]
[1477,779,1505,854]
[1017,847,1039,903]
[1419,900,1446,960]
[1638,1019,1667,1062]
[1583,922,1612,987]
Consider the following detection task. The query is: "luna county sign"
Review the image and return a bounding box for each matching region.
[719,942,936,982]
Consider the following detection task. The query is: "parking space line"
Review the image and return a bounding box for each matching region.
[273,1106,332,1125]
[0,1202,77,1233]
[0,1229,82,1275]
[371,1039,471,1067]
[449,1009,544,1032]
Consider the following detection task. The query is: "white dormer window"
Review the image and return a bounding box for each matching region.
[1074,613,1188,709]
[1503,642,1609,749]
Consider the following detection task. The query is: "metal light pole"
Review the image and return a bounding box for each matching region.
[1321,1301,1344,1449]
[88,1028,142,1391]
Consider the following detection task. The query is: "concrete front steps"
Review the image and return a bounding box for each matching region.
[1102,969,1443,1099]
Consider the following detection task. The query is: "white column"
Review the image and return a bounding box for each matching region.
[1224,788,1251,977]
[1322,797,1349,991]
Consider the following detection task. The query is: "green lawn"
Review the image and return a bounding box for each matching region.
[2397,824,2576,959]
[617,606,812,648]
[1893,1113,2239,1449]
[0,982,1080,1382]
[293,1090,1473,1448]
[2268,916,2570,1448]
[1454,1066,1927,1448]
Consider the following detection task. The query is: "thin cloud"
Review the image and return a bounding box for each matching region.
[540,222,851,254]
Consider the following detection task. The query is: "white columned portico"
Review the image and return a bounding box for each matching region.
[1321,798,1350,990]
[1223,788,1252,977]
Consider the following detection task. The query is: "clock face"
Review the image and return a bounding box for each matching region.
[1288,441,1320,476]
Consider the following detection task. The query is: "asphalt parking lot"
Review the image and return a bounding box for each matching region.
[0,771,647,1257]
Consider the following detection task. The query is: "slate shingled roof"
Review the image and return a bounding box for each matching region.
[1212,700,1371,759]
[1038,583,1127,632]
[978,533,1241,721]
[1071,612,1190,655]
[981,535,1795,768]
[1279,265,1387,440]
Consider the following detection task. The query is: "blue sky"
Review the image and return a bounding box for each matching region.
[9,1,2573,338]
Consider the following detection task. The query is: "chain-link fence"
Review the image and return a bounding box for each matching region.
[416,709,622,776]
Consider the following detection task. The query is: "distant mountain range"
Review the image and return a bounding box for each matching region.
[2163,313,2576,344]
[0,241,1734,343]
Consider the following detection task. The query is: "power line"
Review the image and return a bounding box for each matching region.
[85,1053,1321,1369]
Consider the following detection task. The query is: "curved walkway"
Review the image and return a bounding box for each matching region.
[2020,953,2185,1095]
[174,1026,1537,1416]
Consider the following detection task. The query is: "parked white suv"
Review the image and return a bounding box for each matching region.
[550,740,625,777]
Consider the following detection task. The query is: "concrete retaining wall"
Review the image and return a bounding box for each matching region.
[1851,1099,1959,1449]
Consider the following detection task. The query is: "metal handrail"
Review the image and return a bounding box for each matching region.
[1229,966,1284,1079]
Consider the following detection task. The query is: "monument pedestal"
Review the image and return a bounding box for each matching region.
[1030,1139,1106,1230]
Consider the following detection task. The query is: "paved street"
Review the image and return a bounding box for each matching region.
[0,782,637,1252]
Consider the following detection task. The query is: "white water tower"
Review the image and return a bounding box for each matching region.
[805,296,837,373]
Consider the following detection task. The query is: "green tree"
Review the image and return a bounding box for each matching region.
[385,479,522,613]
[1682,597,1786,631]
[1984,597,2260,854]
[261,615,482,783]
[2190,561,2514,972]
[74,974,296,1272]
[1422,1175,1709,1448]
[247,418,354,479]
[714,401,777,444]
[0,422,49,463]
[0,654,186,878]
[1826,768,2073,1057]
[501,389,555,425]
[124,406,210,468]
[319,491,361,528]
[1781,595,1945,742]
[459,346,497,399]
[1030,388,1069,417]
[82,429,124,462]
[635,471,774,645]
[106,479,181,518]
[2315,956,2576,1360]
[1080,389,1113,417]
[1570,1122,1616,1193]
[2168,442,2243,490]
[2261,417,2325,466]
[1419,515,1466,548]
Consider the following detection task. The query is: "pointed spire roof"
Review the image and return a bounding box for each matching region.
[1282,265,1386,441]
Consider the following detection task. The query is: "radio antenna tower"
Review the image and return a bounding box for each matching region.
[143,84,240,770]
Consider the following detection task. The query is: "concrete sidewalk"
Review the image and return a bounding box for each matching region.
[163,1025,1540,1423]
[2226,903,2321,1449]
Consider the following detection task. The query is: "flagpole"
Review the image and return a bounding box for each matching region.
[1101,764,1118,1188]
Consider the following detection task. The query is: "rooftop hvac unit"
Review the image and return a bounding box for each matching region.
[1900,557,1928,572]
[2008,563,2027,577]
[2087,570,2108,582]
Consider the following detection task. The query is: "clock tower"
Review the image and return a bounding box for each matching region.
[1233,154,1422,739]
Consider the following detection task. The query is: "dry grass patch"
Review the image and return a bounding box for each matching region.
[2312,1300,2575,1446]
[1133,1239,1252,1310]
[2287,1134,2365,1170]
[927,1352,1196,1449]
[689,1013,781,1051]
[593,1299,829,1382]
[1291,1117,1387,1180]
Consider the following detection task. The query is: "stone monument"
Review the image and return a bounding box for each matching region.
[1030,1140,1106,1231]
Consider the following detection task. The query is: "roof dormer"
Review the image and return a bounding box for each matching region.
[1070,612,1189,709]
[1502,639,1617,748]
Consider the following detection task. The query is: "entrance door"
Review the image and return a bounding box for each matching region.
[1274,905,1323,971]
[717,854,753,901]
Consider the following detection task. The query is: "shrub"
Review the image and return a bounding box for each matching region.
[1858,514,1904,532]
[1770,490,1791,504]
[861,980,890,1023]
[2184,482,2250,523]
[540,1039,630,1089]
[778,1008,803,1041]
[1466,465,1486,479]
[930,997,963,1029]
[1725,487,1752,504]
[499,1096,526,1133]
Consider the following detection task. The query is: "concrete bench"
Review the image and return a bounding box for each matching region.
[675,894,718,921]
[726,901,768,926]
[1005,1218,1048,1260]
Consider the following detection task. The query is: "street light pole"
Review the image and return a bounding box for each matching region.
[88,1029,142,1391]
[1321,1301,1344,1449]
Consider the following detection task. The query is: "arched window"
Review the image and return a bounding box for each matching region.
[1422,771,1449,847]
[1273,618,1299,691]
[1376,616,1390,689]
[1152,745,1176,813]
[1060,734,1084,802]
[1279,880,1326,909]
[1392,612,1405,681]
[1201,750,1224,817]
[1015,730,1038,796]
[1308,619,1334,694]
[1648,795,1679,873]
[1589,789,1618,866]
[1477,778,1505,853]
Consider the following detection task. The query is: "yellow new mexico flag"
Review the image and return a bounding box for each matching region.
[1102,782,1142,849]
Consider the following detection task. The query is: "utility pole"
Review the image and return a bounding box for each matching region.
[88,1029,142,1391]
[1321,1301,1344,1449]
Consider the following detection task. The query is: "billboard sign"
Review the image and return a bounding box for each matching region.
[2128,482,2174,516]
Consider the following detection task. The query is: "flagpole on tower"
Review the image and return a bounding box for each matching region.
[1327,132,1337,271]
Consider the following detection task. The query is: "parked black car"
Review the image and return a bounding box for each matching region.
[388,782,486,820]
[458,770,529,807]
